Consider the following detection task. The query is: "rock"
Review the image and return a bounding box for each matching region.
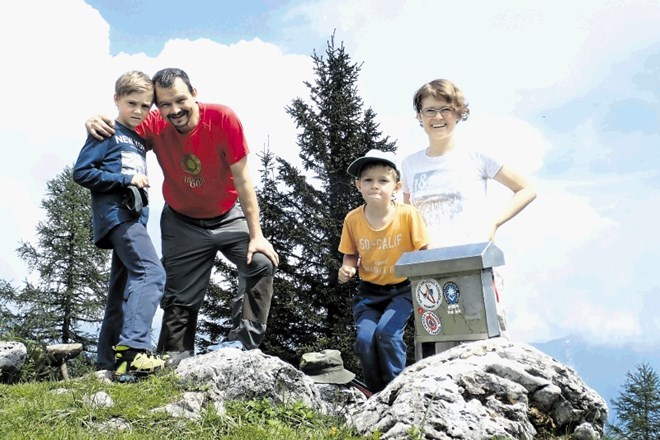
[94,370,114,384]
[95,418,131,432]
[83,391,114,409]
[152,392,207,420]
[315,383,368,416]
[0,341,27,373]
[348,337,607,439]
[175,348,330,413]
[573,422,601,440]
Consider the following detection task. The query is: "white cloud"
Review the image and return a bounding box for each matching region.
[1,1,112,130]
[456,115,550,173]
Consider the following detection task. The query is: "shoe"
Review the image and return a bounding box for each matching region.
[113,345,166,382]
[163,350,194,368]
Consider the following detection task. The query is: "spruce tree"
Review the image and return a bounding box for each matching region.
[202,34,398,376]
[3,166,110,348]
[0,280,20,336]
[609,362,660,439]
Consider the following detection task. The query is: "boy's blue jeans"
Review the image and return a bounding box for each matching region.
[96,221,165,370]
[353,280,413,393]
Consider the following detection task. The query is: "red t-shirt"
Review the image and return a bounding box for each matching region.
[137,102,249,218]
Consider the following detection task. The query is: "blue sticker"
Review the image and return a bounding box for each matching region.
[443,281,462,315]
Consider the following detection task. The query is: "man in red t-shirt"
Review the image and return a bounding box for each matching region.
[87,68,279,363]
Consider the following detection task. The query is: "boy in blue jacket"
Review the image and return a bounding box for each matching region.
[73,70,166,380]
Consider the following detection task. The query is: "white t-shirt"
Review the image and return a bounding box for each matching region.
[401,147,502,248]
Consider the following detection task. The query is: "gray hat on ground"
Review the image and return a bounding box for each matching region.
[346,149,400,179]
[300,349,356,384]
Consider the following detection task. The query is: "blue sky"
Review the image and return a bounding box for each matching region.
[1,0,659,349]
[84,0,296,56]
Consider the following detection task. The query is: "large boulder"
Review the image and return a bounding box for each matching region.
[175,348,318,407]
[348,337,607,439]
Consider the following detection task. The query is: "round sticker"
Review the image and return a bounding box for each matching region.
[415,279,442,311]
[421,311,441,336]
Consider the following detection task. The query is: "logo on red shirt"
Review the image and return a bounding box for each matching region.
[181,153,202,175]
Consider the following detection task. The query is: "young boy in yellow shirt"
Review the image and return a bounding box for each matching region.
[338,149,430,393]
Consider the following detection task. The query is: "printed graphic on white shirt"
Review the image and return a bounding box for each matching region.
[403,149,498,248]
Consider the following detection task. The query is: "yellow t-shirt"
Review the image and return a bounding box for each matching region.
[339,202,430,286]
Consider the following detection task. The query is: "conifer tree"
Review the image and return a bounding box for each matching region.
[608,362,660,439]
[1,166,110,347]
[202,34,398,375]
[0,281,20,336]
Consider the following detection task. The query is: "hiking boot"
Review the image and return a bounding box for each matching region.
[113,345,166,382]
[162,350,193,369]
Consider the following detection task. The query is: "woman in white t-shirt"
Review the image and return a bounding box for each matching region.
[401,79,537,335]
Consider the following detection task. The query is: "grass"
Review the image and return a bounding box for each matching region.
[0,371,376,439]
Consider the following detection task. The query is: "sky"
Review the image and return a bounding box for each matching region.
[1,0,659,348]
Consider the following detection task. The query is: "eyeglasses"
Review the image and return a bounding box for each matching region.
[419,107,454,118]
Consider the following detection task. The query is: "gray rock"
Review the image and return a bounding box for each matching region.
[83,391,114,409]
[95,417,131,432]
[93,370,114,384]
[315,383,368,416]
[0,341,27,372]
[169,340,606,438]
[152,391,207,420]
[175,348,330,413]
[573,422,601,440]
[348,337,607,439]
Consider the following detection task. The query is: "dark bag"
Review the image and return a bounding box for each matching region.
[123,186,149,217]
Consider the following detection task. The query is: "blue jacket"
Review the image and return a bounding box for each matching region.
[73,122,150,249]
